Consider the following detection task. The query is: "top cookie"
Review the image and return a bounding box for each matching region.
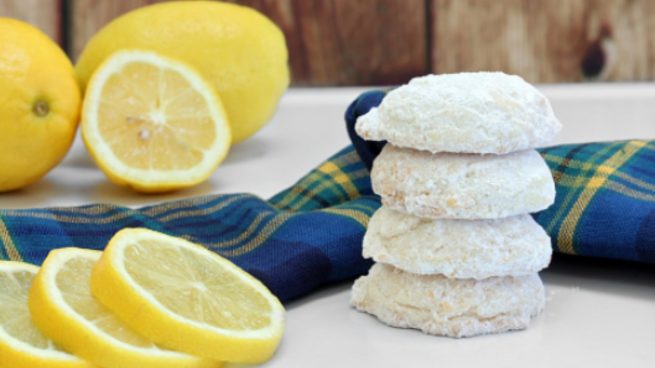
[355,72,562,154]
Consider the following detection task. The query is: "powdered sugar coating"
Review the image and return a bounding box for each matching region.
[350,264,545,338]
[363,207,552,279]
[356,72,561,154]
[371,145,555,219]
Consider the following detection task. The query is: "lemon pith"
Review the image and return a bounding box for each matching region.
[91,228,285,364]
[0,261,94,368]
[75,1,289,143]
[81,50,231,192]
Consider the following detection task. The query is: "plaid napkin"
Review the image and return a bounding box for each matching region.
[0,147,378,302]
[1,91,654,303]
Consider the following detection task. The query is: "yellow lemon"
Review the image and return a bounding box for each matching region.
[29,248,221,368]
[0,261,95,368]
[76,1,289,144]
[91,228,285,364]
[0,18,81,192]
[81,50,231,192]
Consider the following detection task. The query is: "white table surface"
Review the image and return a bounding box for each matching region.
[2,85,655,368]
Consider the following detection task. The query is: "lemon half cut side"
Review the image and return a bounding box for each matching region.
[81,50,231,192]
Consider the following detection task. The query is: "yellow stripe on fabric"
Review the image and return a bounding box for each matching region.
[205,212,270,248]
[640,141,655,152]
[273,150,363,209]
[557,140,646,254]
[47,204,115,216]
[155,194,250,222]
[288,169,370,211]
[318,162,360,198]
[544,152,655,193]
[272,172,323,210]
[2,195,251,225]
[0,218,22,261]
[604,181,655,202]
[218,213,293,257]
[551,171,655,200]
[330,149,363,167]
[322,208,369,228]
[543,144,616,234]
[142,195,228,217]
[2,210,135,225]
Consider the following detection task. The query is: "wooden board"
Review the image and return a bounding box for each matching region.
[237,0,427,85]
[0,0,62,44]
[69,0,427,85]
[66,0,655,84]
[430,0,655,83]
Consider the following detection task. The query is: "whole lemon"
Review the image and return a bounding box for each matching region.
[76,1,289,144]
[0,18,81,192]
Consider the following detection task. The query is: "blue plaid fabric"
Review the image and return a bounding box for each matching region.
[0,146,378,303]
[1,91,654,304]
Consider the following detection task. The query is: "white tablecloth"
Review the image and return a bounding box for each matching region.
[2,86,655,368]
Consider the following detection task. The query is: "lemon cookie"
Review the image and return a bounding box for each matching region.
[371,145,555,219]
[351,264,545,338]
[363,207,552,279]
[356,72,561,154]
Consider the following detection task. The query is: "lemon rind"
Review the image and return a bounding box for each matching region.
[91,228,285,363]
[29,248,220,368]
[0,261,94,368]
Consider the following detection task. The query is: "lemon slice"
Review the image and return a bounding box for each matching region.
[91,228,285,364]
[0,261,94,368]
[28,248,220,368]
[81,50,231,192]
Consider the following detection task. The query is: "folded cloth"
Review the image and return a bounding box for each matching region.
[0,146,378,302]
[1,91,654,304]
[347,91,655,264]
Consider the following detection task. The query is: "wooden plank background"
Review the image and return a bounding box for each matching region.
[2,0,654,85]
[0,0,62,43]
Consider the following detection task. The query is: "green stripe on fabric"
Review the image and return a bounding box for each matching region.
[271,150,365,211]
[208,212,273,249]
[551,171,655,201]
[545,154,655,193]
[557,140,646,254]
[604,181,655,202]
[288,169,370,211]
[217,213,294,257]
[1,209,134,225]
[273,167,369,211]
[155,194,251,222]
[322,208,370,227]
[543,142,620,235]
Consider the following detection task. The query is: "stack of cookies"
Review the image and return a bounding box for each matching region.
[350,72,562,338]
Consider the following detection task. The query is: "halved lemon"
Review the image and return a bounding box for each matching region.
[91,228,285,364]
[0,261,95,368]
[81,50,231,192]
[29,248,220,368]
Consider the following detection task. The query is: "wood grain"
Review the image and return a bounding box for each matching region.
[0,0,62,43]
[431,0,655,83]
[67,0,655,84]
[69,0,428,85]
[236,0,428,85]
